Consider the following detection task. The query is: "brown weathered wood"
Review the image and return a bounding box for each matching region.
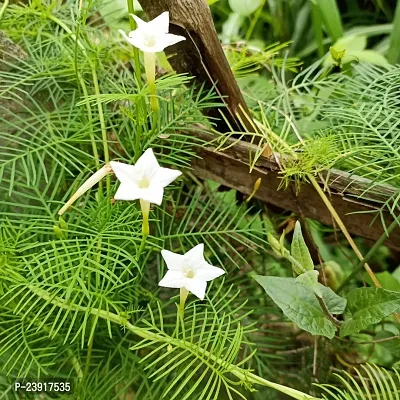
[0,31,27,71]
[191,132,400,251]
[137,0,253,132]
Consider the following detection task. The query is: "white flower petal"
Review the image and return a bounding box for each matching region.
[114,182,141,201]
[161,249,185,271]
[140,185,164,205]
[196,265,225,281]
[135,149,160,180]
[148,11,170,34]
[159,270,186,288]
[110,161,136,184]
[185,278,207,300]
[120,12,185,53]
[155,167,182,187]
[184,243,205,268]
[159,33,186,49]
[144,42,168,53]
[119,29,136,46]
[130,14,148,30]
[123,29,152,52]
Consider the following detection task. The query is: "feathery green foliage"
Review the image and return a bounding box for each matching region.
[317,364,400,399]
[1,0,400,399]
[0,2,299,399]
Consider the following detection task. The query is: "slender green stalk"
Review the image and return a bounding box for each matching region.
[245,0,265,42]
[0,0,9,20]
[316,295,342,327]
[44,12,107,198]
[78,76,102,189]
[83,329,94,380]
[144,51,159,127]
[136,199,150,259]
[46,14,85,51]
[73,9,101,193]
[387,0,400,64]
[69,350,84,381]
[29,285,319,400]
[83,236,102,380]
[179,287,189,317]
[337,216,400,293]
[311,2,324,59]
[91,65,110,194]
[127,0,145,162]
[308,175,380,286]
[47,12,110,198]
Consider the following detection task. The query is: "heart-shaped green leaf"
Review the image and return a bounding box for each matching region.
[254,275,346,339]
[340,287,400,337]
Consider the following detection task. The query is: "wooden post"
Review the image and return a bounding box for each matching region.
[137,0,254,133]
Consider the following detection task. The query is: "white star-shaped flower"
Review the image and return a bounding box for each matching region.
[110,148,181,205]
[159,244,225,300]
[118,11,186,53]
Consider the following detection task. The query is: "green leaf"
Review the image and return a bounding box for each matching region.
[253,275,342,338]
[58,216,68,231]
[350,50,390,67]
[324,35,390,67]
[388,0,400,64]
[319,284,347,314]
[324,35,365,67]
[228,0,262,16]
[363,271,400,292]
[296,270,322,298]
[340,288,400,337]
[222,12,244,42]
[291,221,314,274]
[267,233,283,256]
[53,226,65,239]
[375,331,400,358]
[314,0,343,42]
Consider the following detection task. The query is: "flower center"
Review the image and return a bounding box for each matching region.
[143,34,157,48]
[138,177,150,189]
[183,268,195,279]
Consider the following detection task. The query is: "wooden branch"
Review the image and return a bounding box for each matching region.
[137,0,253,132]
[191,132,400,252]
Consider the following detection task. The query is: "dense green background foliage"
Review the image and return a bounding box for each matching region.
[0,0,400,399]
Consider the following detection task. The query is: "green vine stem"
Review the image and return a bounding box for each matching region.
[78,75,102,191]
[337,216,400,293]
[0,0,9,20]
[28,285,319,400]
[136,199,150,259]
[308,175,380,286]
[179,287,189,317]
[127,0,146,162]
[91,65,110,194]
[316,295,342,328]
[70,351,84,381]
[45,12,110,194]
[143,51,159,126]
[308,174,400,324]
